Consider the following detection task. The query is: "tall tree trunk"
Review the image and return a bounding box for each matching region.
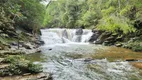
[118,0,121,12]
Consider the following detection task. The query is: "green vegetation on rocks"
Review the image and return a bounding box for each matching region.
[0,0,45,32]
[0,55,42,76]
[0,0,46,50]
[123,37,142,52]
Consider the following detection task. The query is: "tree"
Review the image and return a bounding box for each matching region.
[44,0,142,34]
[0,0,46,34]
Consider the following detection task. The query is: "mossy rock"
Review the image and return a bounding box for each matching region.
[123,40,142,52]
[0,55,43,76]
[132,45,142,52]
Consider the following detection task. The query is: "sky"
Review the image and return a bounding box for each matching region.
[41,0,57,6]
[41,0,50,5]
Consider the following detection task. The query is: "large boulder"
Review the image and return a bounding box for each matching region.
[95,32,112,44]
[89,33,100,42]
[10,41,18,46]
[105,36,116,42]
[75,28,83,35]
[0,33,9,38]
[62,29,68,38]
[6,30,17,37]
[89,29,104,43]
[22,43,33,49]
[35,40,44,45]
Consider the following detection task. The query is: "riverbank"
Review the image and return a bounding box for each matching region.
[91,30,142,72]
[0,29,52,79]
[89,29,142,52]
[0,55,52,80]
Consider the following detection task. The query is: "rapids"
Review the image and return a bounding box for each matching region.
[30,28,141,80]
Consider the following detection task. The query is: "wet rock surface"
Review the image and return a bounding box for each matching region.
[115,43,123,47]
[62,29,68,39]
[89,33,100,42]
[0,50,25,55]
[75,28,83,35]
[0,73,52,80]
[8,34,43,54]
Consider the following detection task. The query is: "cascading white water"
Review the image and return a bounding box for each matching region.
[40,28,93,45]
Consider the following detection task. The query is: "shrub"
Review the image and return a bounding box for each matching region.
[7,64,22,75]
[97,15,136,34]
[0,55,43,76]
[3,55,25,63]
[27,62,42,73]
[123,39,142,52]
[132,44,142,52]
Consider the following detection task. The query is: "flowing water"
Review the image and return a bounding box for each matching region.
[30,28,141,80]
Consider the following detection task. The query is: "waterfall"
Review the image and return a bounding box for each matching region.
[39,28,141,80]
[40,28,93,45]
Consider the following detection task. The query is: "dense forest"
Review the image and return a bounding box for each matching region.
[0,0,45,34]
[1,0,142,34]
[44,0,142,33]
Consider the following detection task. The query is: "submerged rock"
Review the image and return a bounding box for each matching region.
[125,58,138,62]
[48,48,52,51]
[84,58,92,62]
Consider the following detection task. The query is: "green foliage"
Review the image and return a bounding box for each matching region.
[123,37,142,52]
[0,55,43,76]
[124,41,142,52]
[44,0,142,34]
[18,0,45,29]
[97,15,136,34]
[7,63,23,75]
[3,55,25,63]
[0,0,46,33]
[101,6,115,16]
[27,62,42,73]
[78,11,97,27]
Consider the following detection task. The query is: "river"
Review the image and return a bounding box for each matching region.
[28,28,142,80]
